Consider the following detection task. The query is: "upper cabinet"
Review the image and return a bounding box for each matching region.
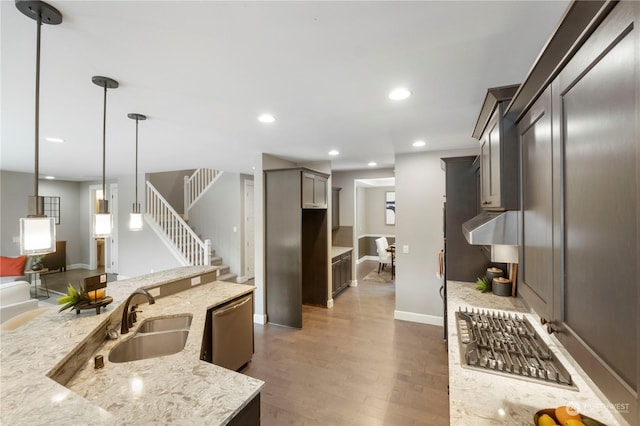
[506,2,639,423]
[472,85,520,211]
[302,171,328,209]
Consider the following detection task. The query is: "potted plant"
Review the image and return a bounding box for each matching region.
[30,255,44,271]
[57,283,90,312]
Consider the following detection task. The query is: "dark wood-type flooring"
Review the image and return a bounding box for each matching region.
[243,260,450,425]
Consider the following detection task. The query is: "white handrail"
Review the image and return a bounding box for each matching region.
[184,168,222,220]
[146,181,211,266]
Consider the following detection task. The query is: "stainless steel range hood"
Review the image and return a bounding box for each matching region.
[462,211,518,245]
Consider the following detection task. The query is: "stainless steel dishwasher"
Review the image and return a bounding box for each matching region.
[211,293,254,371]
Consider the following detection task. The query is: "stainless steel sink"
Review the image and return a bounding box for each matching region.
[108,314,193,363]
[137,314,193,333]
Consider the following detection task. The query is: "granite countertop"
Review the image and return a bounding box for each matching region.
[0,266,264,425]
[331,246,352,259]
[447,280,627,426]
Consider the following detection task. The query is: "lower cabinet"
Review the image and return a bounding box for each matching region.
[332,251,352,298]
[228,393,260,426]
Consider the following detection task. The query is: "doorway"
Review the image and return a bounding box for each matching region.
[88,184,117,273]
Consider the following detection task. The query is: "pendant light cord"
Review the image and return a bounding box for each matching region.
[135,117,139,210]
[34,13,42,198]
[102,83,107,207]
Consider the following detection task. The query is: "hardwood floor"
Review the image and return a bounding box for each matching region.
[243,261,450,425]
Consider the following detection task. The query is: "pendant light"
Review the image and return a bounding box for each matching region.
[127,113,146,231]
[92,76,119,238]
[16,0,62,255]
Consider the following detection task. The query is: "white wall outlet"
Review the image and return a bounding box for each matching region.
[233,226,237,233]
[12,236,19,243]
[403,245,409,254]
[191,276,201,286]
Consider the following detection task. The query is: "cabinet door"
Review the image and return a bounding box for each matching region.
[314,175,328,208]
[301,172,316,208]
[518,87,554,321]
[480,111,501,208]
[555,2,638,417]
[331,188,341,230]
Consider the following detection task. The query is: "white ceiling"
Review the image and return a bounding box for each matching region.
[1,0,569,181]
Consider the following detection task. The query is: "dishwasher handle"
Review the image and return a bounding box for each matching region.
[212,294,252,318]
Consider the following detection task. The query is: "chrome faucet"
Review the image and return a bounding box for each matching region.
[120,288,156,334]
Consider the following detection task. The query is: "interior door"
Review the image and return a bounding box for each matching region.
[244,180,255,280]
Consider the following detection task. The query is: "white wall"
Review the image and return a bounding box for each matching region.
[188,172,243,278]
[331,168,394,227]
[394,148,478,326]
[363,186,395,236]
[116,174,182,278]
[148,169,195,213]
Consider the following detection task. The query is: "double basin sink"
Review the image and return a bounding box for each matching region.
[109,314,193,363]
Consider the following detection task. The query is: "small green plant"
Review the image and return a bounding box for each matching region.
[475,276,492,293]
[57,283,90,312]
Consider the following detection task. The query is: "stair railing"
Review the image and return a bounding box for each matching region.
[184,168,222,220]
[146,181,211,265]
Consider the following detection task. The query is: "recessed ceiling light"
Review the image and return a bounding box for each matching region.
[368,162,377,167]
[328,150,339,156]
[44,176,55,180]
[389,87,411,101]
[258,114,275,123]
[45,137,64,143]
[413,140,426,147]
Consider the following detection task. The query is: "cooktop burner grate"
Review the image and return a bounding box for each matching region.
[456,308,576,389]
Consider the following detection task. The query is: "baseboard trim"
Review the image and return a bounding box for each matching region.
[356,255,379,264]
[253,314,267,325]
[67,263,90,270]
[394,310,443,327]
[349,280,358,287]
[327,298,334,308]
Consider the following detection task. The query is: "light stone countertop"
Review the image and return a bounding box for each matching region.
[447,280,627,426]
[0,266,264,425]
[331,246,352,259]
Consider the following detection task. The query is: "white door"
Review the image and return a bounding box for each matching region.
[244,180,255,279]
[108,183,118,274]
[88,185,101,270]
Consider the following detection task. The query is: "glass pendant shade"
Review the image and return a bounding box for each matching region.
[20,216,56,255]
[129,212,143,231]
[93,213,112,238]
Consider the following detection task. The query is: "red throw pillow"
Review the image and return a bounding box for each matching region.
[0,256,27,277]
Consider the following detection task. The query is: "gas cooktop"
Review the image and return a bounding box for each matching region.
[456,308,576,389]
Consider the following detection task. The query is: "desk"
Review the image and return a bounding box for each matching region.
[25,269,50,299]
[386,244,396,279]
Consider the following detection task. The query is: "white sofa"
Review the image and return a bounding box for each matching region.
[0,281,39,324]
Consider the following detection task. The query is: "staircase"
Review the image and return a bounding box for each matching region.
[145,170,237,282]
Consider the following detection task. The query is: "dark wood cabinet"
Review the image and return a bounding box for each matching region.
[510,2,639,423]
[473,85,519,211]
[331,187,341,230]
[265,168,329,329]
[302,171,328,209]
[331,250,351,298]
[42,241,66,271]
[517,87,555,322]
[441,157,488,282]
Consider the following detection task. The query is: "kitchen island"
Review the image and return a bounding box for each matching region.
[0,266,263,425]
[447,280,627,426]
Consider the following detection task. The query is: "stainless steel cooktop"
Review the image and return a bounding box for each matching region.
[456,308,576,389]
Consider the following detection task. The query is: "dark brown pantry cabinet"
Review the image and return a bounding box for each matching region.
[265,168,329,329]
[509,2,639,423]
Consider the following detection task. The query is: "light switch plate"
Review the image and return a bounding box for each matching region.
[403,245,409,254]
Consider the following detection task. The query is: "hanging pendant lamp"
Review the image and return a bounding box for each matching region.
[92,76,119,238]
[17,0,62,255]
[127,113,146,231]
